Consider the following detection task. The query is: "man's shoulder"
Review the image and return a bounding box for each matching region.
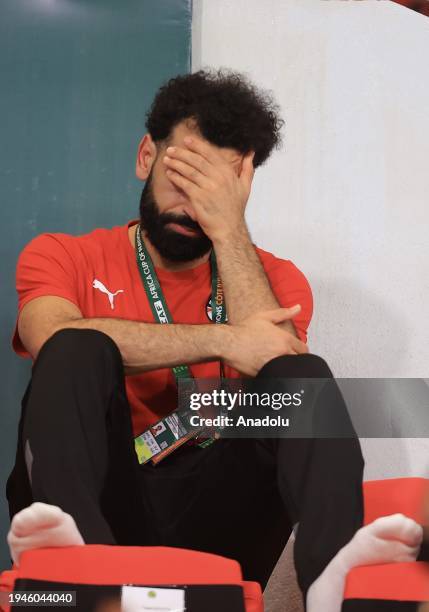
[254,244,312,289]
[254,244,295,271]
[20,221,131,258]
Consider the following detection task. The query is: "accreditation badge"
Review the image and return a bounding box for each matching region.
[134,411,196,465]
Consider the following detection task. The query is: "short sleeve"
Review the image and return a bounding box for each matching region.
[13,233,80,357]
[265,257,314,344]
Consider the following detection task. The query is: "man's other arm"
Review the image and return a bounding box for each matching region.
[18,295,303,376]
[213,226,298,331]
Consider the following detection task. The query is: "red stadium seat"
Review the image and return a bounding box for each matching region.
[363,477,429,526]
[0,545,263,612]
[1,478,427,610]
[344,477,429,605]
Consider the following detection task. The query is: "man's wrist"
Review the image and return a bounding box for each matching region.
[211,222,251,250]
[209,324,234,362]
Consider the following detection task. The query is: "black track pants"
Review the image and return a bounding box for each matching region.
[7,329,368,605]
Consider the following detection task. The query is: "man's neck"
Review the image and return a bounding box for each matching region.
[128,224,211,272]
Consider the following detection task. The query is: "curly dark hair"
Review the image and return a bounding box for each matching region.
[145,69,284,168]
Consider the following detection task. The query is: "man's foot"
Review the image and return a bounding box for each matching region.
[307,513,423,612]
[343,513,422,566]
[7,502,84,565]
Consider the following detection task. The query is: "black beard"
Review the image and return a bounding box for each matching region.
[138,175,212,263]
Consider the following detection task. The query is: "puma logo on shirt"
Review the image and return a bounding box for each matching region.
[92,279,124,310]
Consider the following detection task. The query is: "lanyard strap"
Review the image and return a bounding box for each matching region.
[135,224,226,381]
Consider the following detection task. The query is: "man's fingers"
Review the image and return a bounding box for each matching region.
[183,136,219,164]
[264,305,301,324]
[291,336,309,354]
[163,156,211,188]
[165,146,212,177]
[166,169,200,197]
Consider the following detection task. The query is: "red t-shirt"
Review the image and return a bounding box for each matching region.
[13,220,313,436]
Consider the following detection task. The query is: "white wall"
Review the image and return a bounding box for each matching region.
[192,0,429,378]
[193,3,429,610]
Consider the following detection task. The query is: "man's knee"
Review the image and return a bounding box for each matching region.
[258,353,334,378]
[295,353,333,377]
[34,328,122,373]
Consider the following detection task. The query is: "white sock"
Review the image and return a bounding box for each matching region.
[7,502,85,566]
[306,513,423,612]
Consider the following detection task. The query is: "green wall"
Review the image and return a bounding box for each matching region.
[0,0,191,569]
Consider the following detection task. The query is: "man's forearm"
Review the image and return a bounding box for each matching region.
[52,317,227,375]
[213,225,296,334]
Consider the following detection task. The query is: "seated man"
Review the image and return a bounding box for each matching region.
[7,69,374,609]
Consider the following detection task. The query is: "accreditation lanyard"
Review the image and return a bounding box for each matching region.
[135,224,227,381]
